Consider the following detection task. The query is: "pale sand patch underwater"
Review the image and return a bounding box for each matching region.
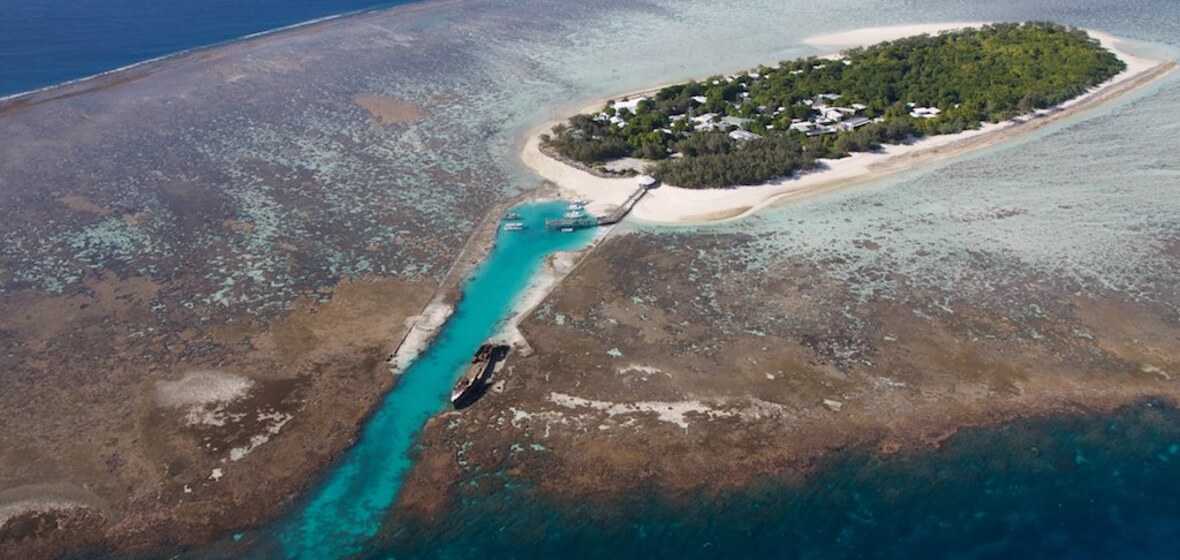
[153,370,254,409]
[521,23,1175,225]
[353,94,426,125]
[0,483,108,531]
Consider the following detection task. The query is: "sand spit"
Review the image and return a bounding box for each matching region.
[521,23,1175,225]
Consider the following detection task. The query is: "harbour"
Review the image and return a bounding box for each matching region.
[261,200,596,559]
[545,176,656,231]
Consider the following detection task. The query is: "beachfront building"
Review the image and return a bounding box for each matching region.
[691,113,720,131]
[910,106,942,118]
[612,97,647,115]
[720,116,753,129]
[589,65,943,163]
[729,129,762,142]
[839,116,872,131]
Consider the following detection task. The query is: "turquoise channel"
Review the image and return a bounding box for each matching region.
[271,200,595,558]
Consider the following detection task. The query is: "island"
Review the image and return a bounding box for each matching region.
[1,5,1178,557]
[526,22,1171,223]
[545,22,1122,188]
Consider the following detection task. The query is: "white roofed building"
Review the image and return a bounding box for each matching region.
[612,97,648,114]
[909,106,942,118]
[729,130,761,142]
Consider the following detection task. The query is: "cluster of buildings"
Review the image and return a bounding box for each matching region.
[784,94,875,137]
[594,65,942,146]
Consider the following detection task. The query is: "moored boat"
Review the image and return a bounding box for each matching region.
[503,222,524,231]
[503,212,521,220]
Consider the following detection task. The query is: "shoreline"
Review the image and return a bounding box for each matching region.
[0,10,360,105]
[520,23,1176,225]
[400,391,1180,526]
[0,0,480,114]
[496,225,615,354]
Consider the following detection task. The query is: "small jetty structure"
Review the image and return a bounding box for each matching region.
[546,175,658,231]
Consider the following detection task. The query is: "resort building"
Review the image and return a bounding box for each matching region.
[729,129,762,142]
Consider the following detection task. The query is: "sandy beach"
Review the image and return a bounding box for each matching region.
[520,22,1175,225]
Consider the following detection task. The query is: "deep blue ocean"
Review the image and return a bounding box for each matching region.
[0,0,407,97]
[372,401,1180,560]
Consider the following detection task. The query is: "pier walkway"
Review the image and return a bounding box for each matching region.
[596,183,649,225]
[545,175,657,231]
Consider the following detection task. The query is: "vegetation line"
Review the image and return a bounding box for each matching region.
[543,22,1125,189]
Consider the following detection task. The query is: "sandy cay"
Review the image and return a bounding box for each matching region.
[519,22,1174,225]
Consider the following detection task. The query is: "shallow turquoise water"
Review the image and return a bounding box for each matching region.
[254,201,593,559]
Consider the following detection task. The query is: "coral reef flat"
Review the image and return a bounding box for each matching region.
[2,0,1180,557]
[0,0,585,554]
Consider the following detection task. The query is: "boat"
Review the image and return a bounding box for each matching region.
[560,226,575,233]
[503,222,524,231]
[503,212,521,220]
[563,211,583,219]
[451,343,503,407]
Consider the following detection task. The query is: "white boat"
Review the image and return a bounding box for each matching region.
[503,222,524,231]
[560,227,574,233]
[564,211,583,219]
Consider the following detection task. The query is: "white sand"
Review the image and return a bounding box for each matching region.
[803,22,991,48]
[548,392,735,430]
[227,411,293,461]
[390,301,453,374]
[521,23,1173,225]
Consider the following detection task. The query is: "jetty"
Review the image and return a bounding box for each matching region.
[546,175,657,231]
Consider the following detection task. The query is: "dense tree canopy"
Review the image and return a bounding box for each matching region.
[543,22,1125,189]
